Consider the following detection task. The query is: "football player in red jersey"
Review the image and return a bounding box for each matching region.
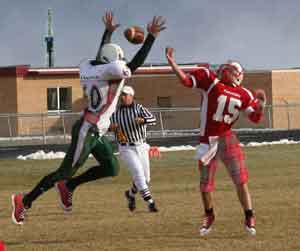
[166,47,266,236]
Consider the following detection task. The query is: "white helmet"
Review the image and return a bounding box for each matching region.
[100,43,125,63]
[218,60,244,87]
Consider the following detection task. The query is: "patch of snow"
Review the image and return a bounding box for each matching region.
[158,145,196,152]
[17,150,66,160]
[246,139,300,147]
[16,139,300,160]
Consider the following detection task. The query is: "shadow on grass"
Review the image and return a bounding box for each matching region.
[6,238,80,246]
[29,211,87,217]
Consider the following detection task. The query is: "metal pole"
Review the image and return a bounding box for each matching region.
[267,106,272,129]
[282,99,290,130]
[61,113,67,143]
[287,110,291,130]
[159,111,165,137]
[7,115,12,138]
[42,113,46,145]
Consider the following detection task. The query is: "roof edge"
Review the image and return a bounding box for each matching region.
[0,65,30,77]
[0,63,274,77]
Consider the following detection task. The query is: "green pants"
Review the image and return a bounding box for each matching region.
[22,118,120,208]
[53,119,119,181]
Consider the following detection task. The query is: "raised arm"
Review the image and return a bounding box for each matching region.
[127,16,166,73]
[95,11,120,62]
[165,47,194,87]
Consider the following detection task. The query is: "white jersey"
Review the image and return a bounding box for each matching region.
[79,59,131,136]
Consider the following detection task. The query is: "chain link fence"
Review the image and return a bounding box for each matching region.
[0,104,299,146]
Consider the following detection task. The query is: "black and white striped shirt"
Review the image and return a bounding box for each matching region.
[111,103,156,143]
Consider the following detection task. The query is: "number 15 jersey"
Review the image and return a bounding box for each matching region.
[186,68,260,137]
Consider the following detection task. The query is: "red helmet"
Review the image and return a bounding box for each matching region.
[217,61,244,87]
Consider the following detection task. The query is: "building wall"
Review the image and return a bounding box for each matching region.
[15,75,82,135]
[130,75,201,130]
[16,75,82,113]
[0,76,17,113]
[271,70,300,129]
[0,76,18,136]
[131,75,202,107]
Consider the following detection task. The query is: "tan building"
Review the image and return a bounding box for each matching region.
[0,64,299,136]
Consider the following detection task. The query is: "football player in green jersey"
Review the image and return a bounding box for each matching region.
[11,11,166,225]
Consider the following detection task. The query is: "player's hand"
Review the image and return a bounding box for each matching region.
[110,123,119,131]
[255,89,266,112]
[147,16,166,37]
[135,117,145,125]
[102,10,120,32]
[256,89,266,105]
[117,128,127,143]
[165,47,174,61]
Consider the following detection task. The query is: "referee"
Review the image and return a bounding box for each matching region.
[111,85,158,212]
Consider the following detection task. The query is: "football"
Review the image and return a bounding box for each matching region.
[255,89,266,103]
[124,26,145,44]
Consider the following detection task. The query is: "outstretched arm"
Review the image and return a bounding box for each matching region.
[95,11,120,62]
[127,16,166,73]
[165,47,194,87]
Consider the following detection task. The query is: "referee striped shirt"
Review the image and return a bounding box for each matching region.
[111,102,156,143]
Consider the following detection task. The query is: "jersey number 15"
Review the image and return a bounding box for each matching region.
[213,95,242,124]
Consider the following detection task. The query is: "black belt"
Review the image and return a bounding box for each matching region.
[120,141,146,146]
[120,142,137,146]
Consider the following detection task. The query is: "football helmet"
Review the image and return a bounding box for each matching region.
[217,60,244,87]
[100,43,125,63]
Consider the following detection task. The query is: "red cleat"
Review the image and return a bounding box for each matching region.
[11,194,27,225]
[55,180,73,212]
[245,216,256,235]
[0,240,6,251]
[199,214,215,236]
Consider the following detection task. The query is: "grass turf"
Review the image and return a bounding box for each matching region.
[0,144,300,251]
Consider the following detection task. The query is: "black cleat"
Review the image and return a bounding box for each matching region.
[148,202,158,213]
[125,190,136,212]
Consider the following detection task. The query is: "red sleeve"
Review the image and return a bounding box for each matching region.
[182,67,216,91]
[247,99,264,123]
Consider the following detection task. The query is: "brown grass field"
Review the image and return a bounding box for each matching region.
[0,144,300,251]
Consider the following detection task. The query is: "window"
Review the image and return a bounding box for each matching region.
[157,96,172,107]
[47,87,72,111]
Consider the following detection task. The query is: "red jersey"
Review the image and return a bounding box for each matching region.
[182,67,262,138]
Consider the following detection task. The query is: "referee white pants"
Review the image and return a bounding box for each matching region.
[118,143,151,191]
